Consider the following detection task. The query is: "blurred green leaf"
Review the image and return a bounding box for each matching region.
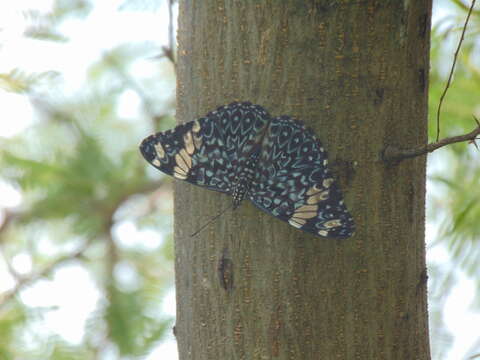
[105,285,171,356]
[0,1,175,358]
[0,69,60,93]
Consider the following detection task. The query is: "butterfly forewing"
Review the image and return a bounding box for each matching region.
[248,116,355,238]
[139,102,271,194]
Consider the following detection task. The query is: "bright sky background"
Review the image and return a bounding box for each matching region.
[1,1,480,359]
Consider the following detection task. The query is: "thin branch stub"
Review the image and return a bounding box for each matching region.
[383,121,480,163]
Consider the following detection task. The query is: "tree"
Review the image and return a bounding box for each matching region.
[3,1,480,359]
[174,1,432,359]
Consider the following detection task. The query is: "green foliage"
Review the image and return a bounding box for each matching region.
[1,118,157,236]
[428,2,480,284]
[0,69,60,93]
[105,285,171,357]
[0,302,28,360]
[428,75,480,142]
[427,2,480,358]
[0,1,176,359]
[430,151,480,285]
[428,262,456,360]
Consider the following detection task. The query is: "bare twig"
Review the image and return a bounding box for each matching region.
[167,0,175,63]
[158,0,176,68]
[161,46,176,66]
[0,248,21,281]
[0,210,17,243]
[383,117,480,162]
[436,0,477,142]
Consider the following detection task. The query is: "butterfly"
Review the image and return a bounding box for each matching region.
[140,101,354,238]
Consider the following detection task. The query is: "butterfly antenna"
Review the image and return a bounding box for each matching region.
[190,203,234,237]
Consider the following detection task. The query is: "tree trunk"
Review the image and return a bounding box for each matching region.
[175,2,432,359]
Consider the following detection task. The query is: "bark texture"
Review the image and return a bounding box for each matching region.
[175,1,432,359]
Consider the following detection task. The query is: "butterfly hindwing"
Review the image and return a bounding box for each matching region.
[248,116,355,238]
[140,102,271,194]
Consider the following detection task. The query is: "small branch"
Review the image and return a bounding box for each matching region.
[161,46,176,67]
[0,210,18,244]
[436,0,477,142]
[157,0,176,69]
[0,248,21,281]
[383,119,480,162]
[167,0,175,65]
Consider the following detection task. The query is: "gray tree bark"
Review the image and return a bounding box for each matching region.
[175,1,432,359]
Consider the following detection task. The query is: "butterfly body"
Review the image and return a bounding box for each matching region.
[140,102,355,238]
[230,147,262,208]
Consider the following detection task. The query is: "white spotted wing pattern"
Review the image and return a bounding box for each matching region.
[140,102,354,238]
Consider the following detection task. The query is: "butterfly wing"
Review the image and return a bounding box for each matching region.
[248,116,355,238]
[140,102,271,194]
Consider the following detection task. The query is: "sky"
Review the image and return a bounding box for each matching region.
[1,1,479,359]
